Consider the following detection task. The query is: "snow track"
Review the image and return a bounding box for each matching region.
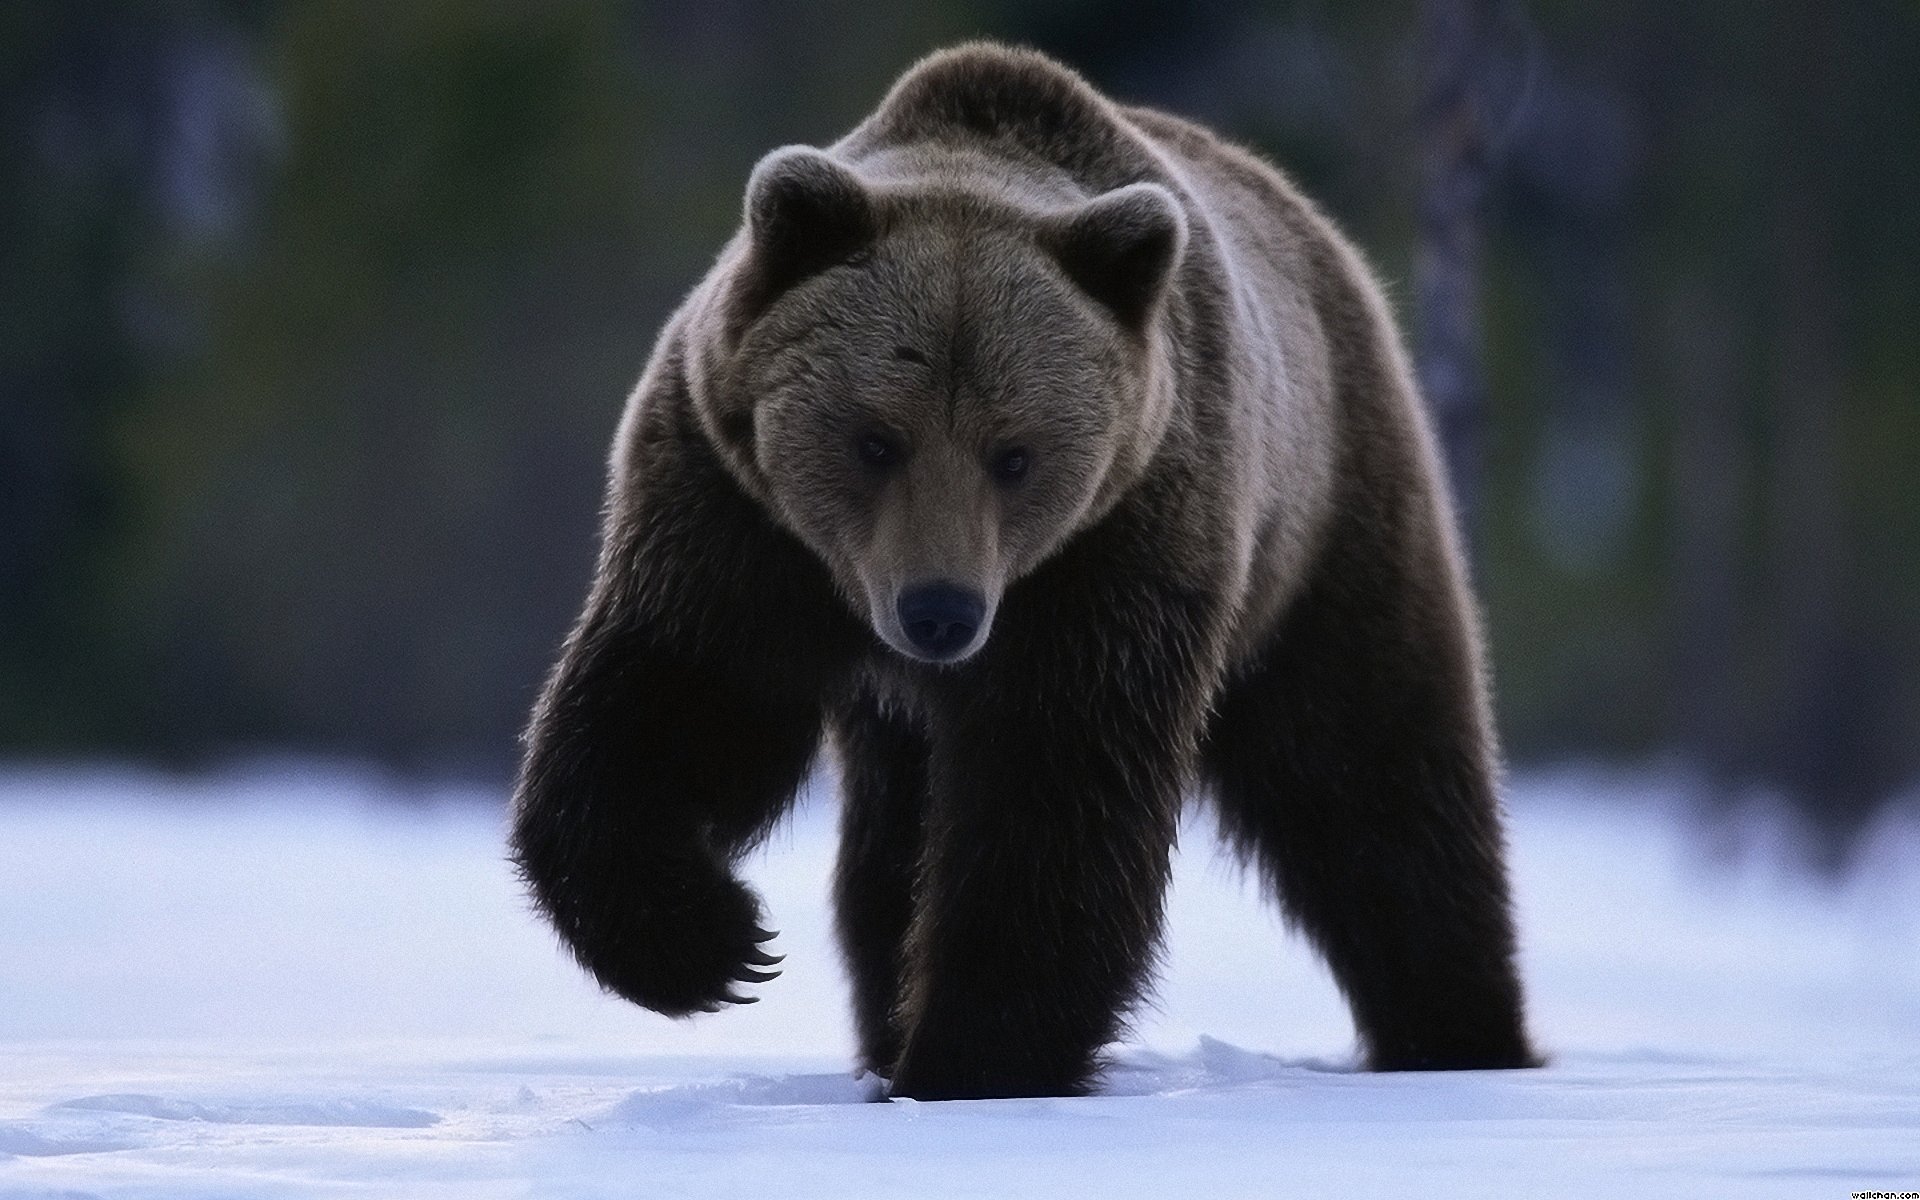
[1,765,1914,1197]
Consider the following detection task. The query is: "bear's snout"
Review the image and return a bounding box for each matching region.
[895,583,986,661]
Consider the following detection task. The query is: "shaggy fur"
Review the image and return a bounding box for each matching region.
[511,43,1536,1101]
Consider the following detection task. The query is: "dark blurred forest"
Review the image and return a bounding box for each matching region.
[3,1,1916,860]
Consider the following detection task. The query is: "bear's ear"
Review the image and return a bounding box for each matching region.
[1044,183,1187,328]
[741,146,877,307]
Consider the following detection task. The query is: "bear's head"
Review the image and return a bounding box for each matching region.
[689,146,1187,664]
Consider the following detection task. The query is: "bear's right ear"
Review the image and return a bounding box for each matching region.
[1044,182,1187,330]
[739,147,877,312]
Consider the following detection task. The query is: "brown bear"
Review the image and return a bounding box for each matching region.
[511,42,1536,1101]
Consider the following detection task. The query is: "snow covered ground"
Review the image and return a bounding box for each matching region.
[0,762,1915,1198]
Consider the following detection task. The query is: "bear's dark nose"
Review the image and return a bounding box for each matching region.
[895,584,985,660]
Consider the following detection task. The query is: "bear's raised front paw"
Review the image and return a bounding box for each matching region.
[579,872,785,1018]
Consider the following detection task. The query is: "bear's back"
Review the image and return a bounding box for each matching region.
[838,42,1334,293]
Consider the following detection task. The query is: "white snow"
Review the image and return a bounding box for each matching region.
[0,762,1915,1198]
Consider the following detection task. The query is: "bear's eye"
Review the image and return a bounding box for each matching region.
[856,431,904,470]
[990,447,1030,485]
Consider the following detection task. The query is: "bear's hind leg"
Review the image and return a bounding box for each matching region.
[829,692,930,1078]
[1203,533,1537,1072]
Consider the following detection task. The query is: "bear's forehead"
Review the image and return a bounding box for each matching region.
[781,248,1097,383]
[746,284,1105,443]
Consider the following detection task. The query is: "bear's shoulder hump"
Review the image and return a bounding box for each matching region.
[866,43,1125,162]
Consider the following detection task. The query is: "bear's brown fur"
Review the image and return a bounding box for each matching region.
[511,43,1536,1100]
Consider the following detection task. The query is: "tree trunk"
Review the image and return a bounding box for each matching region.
[1414,0,1499,557]
[1766,0,1893,866]
[1664,283,1746,805]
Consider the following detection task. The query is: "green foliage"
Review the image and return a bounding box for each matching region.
[2,0,1915,829]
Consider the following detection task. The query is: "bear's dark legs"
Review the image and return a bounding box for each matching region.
[886,723,1180,1100]
[1202,532,1536,1072]
[829,693,930,1076]
[885,552,1217,1100]
[511,426,859,1018]
[512,606,824,1015]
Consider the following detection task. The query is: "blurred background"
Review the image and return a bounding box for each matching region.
[3,0,1916,868]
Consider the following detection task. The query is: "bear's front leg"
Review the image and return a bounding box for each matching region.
[1202,489,1537,1072]
[511,422,860,1017]
[512,610,819,1015]
[887,566,1225,1100]
[829,692,931,1077]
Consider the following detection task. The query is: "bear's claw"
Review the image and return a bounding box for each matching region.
[698,992,760,1013]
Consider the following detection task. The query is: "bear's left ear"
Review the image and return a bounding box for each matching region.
[741,146,877,309]
[1044,183,1187,328]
